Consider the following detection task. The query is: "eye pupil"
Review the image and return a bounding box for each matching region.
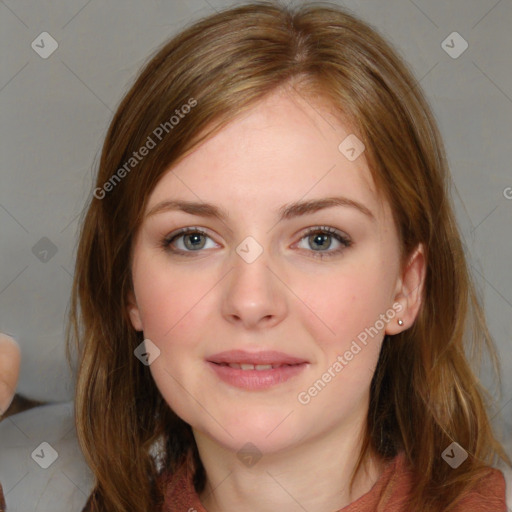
[310,233,331,250]
[185,233,205,250]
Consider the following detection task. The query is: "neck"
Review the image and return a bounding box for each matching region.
[195,418,385,512]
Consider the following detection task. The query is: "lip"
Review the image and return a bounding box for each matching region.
[206,350,309,390]
[207,350,308,366]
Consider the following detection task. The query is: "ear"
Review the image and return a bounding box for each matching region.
[385,243,426,335]
[127,290,144,332]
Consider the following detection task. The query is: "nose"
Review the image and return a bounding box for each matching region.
[220,244,288,330]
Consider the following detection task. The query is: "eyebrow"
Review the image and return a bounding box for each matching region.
[145,196,376,224]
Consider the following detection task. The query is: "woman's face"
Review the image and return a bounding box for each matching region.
[128,89,423,455]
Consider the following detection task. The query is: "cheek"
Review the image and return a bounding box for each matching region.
[132,253,208,341]
[295,257,394,349]
[292,257,393,404]
[134,258,213,424]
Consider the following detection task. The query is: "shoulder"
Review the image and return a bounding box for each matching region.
[382,453,509,512]
[452,466,508,511]
[158,462,206,512]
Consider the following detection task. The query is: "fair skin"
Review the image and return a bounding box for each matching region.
[0,333,21,417]
[128,88,425,512]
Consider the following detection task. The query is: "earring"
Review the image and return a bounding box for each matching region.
[397,319,404,326]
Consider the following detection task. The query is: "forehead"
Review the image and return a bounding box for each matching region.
[146,89,388,226]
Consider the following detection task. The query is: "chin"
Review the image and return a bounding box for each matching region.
[194,410,307,455]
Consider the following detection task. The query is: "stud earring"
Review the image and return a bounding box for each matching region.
[397,319,404,326]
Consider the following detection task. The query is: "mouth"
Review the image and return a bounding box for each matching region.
[207,349,308,366]
[214,362,298,370]
[206,350,309,390]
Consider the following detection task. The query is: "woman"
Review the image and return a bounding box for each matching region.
[67,2,510,511]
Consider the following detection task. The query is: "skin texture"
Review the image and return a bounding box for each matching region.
[0,333,21,417]
[127,88,426,512]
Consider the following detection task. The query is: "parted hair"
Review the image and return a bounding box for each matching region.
[67,2,510,511]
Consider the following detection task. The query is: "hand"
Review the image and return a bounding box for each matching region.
[0,333,21,417]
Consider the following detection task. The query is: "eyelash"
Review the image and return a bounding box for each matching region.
[161,226,352,260]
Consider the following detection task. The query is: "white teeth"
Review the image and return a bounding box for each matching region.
[226,363,279,370]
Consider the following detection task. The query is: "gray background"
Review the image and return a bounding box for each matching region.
[0,0,511,508]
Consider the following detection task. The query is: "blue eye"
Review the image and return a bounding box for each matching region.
[161,226,352,259]
[298,226,352,259]
[161,227,214,254]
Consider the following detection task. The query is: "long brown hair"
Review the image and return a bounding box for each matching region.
[66,2,511,510]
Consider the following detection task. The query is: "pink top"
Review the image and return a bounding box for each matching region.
[160,451,508,511]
